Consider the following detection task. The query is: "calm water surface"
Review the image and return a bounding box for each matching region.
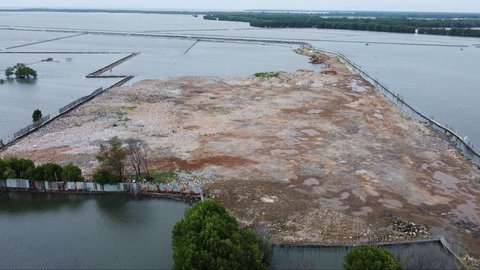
[0,193,457,269]
[0,193,188,269]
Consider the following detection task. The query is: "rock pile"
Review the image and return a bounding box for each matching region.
[386,214,430,238]
[321,69,337,75]
[309,54,328,64]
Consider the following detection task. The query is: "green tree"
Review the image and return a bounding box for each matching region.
[96,136,127,182]
[32,109,42,122]
[3,168,16,179]
[2,157,35,179]
[13,63,37,79]
[92,169,119,184]
[33,163,63,182]
[0,159,6,179]
[5,67,14,78]
[62,163,84,182]
[172,199,269,270]
[343,245,402,270]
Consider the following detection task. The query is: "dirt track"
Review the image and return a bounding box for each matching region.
[2,52,480,255]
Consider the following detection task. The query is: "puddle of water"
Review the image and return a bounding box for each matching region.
[307,109,323,114]
[340,192,350,200]
[379,198,403,209]
[317,197,350,211]
[349,79,367,93]
[301,129,320,136]
[433,171,462,192]
[454,200,480,224]
[352,206,373,217]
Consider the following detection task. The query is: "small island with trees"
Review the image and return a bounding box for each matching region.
[4,63,38,80]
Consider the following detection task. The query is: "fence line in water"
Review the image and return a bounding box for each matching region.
[0,76,134,150]
[0,178,202,198]
[311,47,480,167]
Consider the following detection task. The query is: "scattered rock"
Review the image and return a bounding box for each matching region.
[456,220,480,238]
[321,69,337,75]
[309,54,328,64]
[385,213,430,238]
[373,113,384,120]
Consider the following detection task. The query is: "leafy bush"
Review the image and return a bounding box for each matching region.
[0,157,86,182]
[32,109,43,122]
[92,169,119,184]
[62,163,84,182]
[3,168,16,179]
[33,163,63,182]
[172,199,269,270]
[5,67,14,77]
[344,245,402,270]
[254,71,281,78]
[0,159,5,178]
[1,157,35,179]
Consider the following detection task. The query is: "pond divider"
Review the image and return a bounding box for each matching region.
[309,46,480,167]
[5,33,87,50]
[184,40,200,54]
[86,52,140,78]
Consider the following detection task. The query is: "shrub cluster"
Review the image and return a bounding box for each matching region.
[0,157,84,182]
[344,245,402,270]
[92,136,151,184]
[254,71,281,78]
[172,199,271,270]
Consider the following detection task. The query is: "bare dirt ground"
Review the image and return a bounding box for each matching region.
[2,52,480,255]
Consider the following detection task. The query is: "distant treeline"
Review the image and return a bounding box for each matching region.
[418,28,480,37]
[3,9,480,38]
[246,10,480,19]
[3,8,480,20]
[204,13,480,37]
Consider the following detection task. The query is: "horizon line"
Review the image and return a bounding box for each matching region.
[0,7,479,14]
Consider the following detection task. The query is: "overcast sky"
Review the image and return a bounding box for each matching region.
[1,0,480,13]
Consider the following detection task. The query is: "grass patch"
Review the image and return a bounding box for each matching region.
[116,112,131,126]
[210,106,231,115]
[125,105,137,111]
[254,71,281,78]
[152,171,177,183]
[401,113,413,121]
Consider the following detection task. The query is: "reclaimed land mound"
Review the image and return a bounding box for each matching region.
[2,53,479,255]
